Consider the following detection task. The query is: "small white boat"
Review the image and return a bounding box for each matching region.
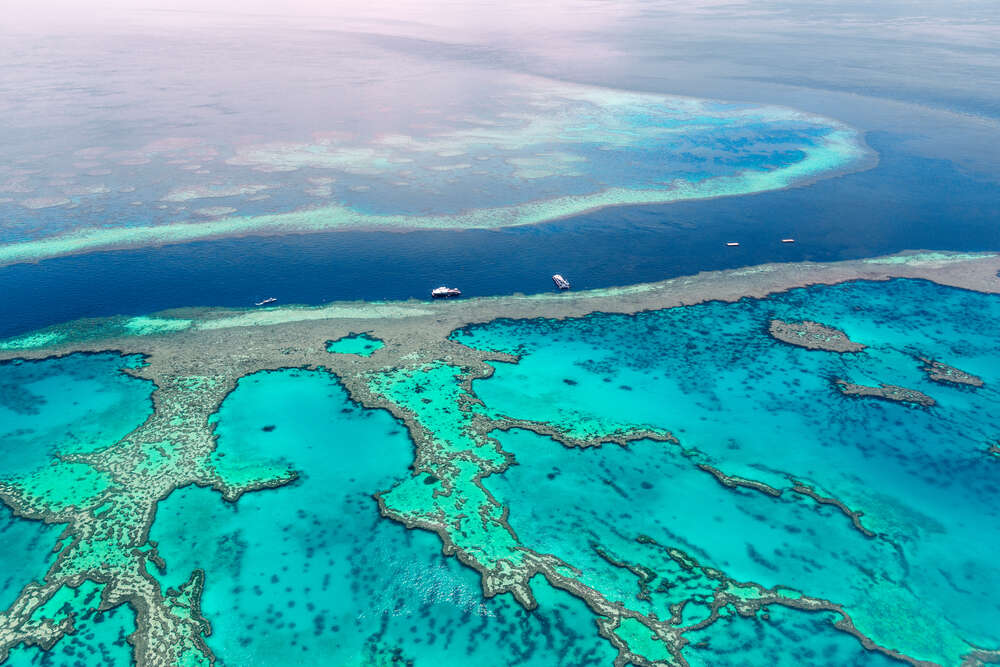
[726,242,740,247]
[781,238,796,243]
[552,274,571,290]
[431,286,462,298]
[255,297,277,306]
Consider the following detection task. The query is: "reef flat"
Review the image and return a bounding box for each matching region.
[919,358,985,388]
[834,380,937,407]
[769,319,867,352]
[2,250,996,357]
[0,75,872,268]
[1,250,999,666]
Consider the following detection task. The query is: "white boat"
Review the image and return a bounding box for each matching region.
[781,238,796,243]
[726,242,740,247]
[255,297,277,306]
[552,274,571,290]
[431,286,462,298]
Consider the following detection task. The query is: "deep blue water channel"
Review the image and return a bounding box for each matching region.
[2,133,998,338]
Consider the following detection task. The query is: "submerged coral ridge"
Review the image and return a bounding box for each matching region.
[0,76,873,267]
[0,252,999,665]
[769,319,867,352]
[919,358,984,387]
[834,379,937,407]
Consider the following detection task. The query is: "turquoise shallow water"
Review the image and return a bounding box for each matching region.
[683,605,899,667]
[455,278,1000,664]
[0,353,151,664]
[0,353,152,476]
[5,582,135,667]
[0,504,60,613]
[150,369,612,666]
[487,428,898,666]
[326,333,385,357]
[3,279,998,665]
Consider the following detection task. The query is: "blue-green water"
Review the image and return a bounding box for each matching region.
[5,582,134,667]
[0,353,152,476]
[0,504,60,613]
[3,279,998,665]
[456,278,1000,664]
[0,350,153,623]
[326,333,385,357]
[0,353,152,664]
[486,427,901,665]
[684,605,899,667]
[150,369,612,665]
